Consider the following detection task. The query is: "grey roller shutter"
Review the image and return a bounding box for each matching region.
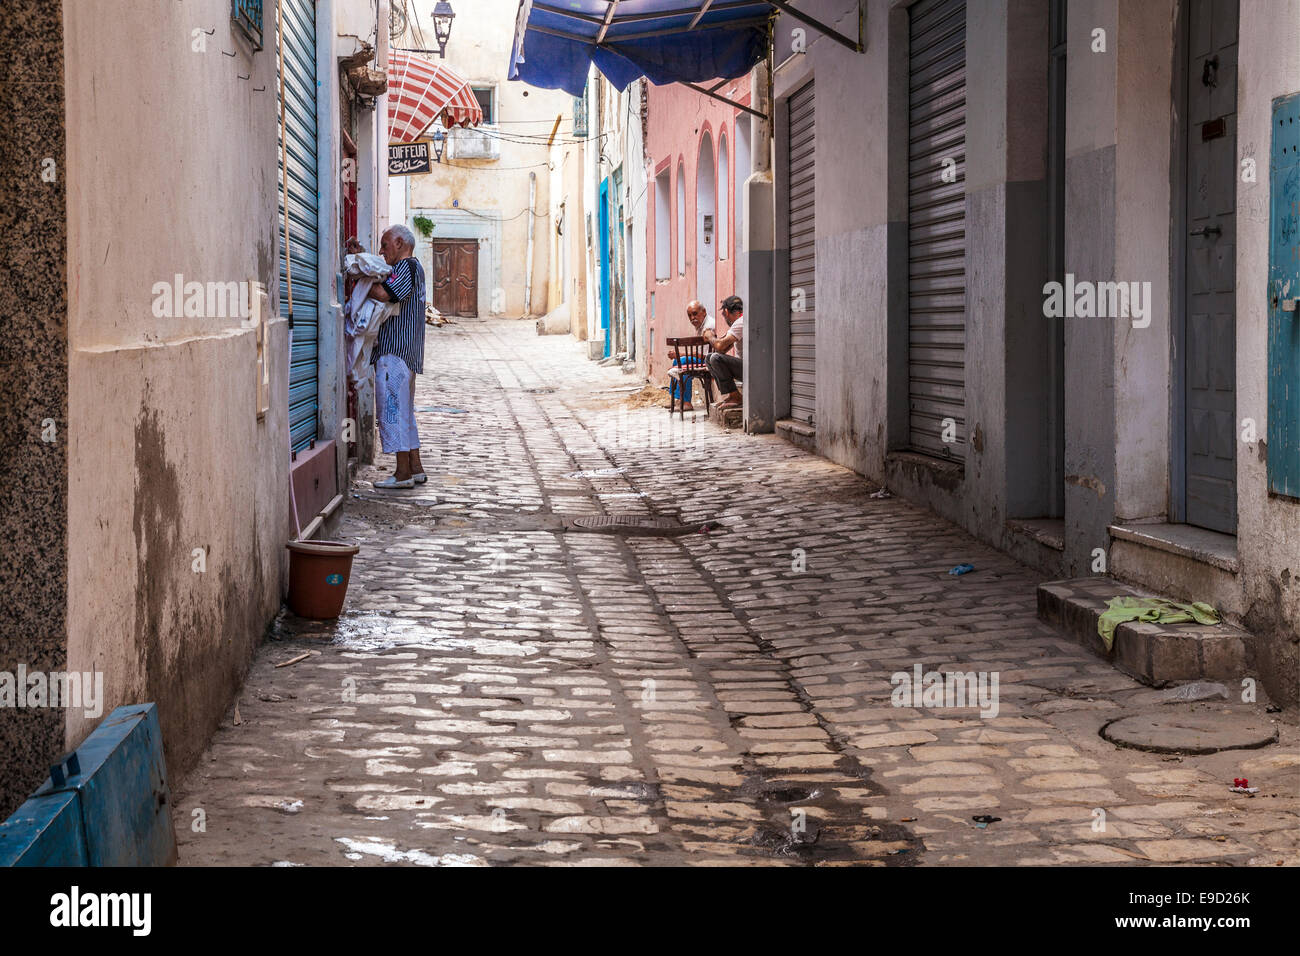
[788,81,816,425]
[278,0,320,452]
[907,0,966,459]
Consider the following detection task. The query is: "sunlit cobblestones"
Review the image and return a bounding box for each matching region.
[175,320,1300,867]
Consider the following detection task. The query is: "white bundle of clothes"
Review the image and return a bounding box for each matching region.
[343,252,401,387]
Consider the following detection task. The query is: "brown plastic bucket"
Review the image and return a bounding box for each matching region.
[286,540,360,619]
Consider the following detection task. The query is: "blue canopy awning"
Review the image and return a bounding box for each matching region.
[508,0,775,97]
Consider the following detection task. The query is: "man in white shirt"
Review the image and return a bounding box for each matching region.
[707,295,745,409]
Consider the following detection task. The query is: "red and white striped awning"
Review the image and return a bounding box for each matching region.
[387,51,484,144]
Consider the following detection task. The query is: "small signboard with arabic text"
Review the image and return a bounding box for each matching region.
[389,140,432,176]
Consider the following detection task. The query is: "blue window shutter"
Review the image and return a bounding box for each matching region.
[1268,93,1300,497]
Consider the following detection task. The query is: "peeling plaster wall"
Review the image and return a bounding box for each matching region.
[62,0,290,783]
[1061,0,1120,575]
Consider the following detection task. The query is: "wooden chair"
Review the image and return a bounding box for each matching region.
[666,336,715,419]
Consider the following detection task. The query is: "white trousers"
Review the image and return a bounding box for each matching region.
[376,354,420,454]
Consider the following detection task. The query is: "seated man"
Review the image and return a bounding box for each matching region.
[707,295,745,409]
[668,299,715,410]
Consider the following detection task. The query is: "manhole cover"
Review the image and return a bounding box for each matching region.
[1102,713,1279,754]
[520,386,556,394]
[568,515,695,537]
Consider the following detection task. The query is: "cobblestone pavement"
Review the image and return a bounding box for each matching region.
[175,319,1300,867]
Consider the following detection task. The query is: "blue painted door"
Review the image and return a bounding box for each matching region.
[599,178,611,358]
[1268,93,1300,498]
[612,166,626,356]
[278,0,320,452]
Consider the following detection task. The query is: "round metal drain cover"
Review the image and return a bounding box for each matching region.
[569,515,691,536]
[1102,713,1279,754]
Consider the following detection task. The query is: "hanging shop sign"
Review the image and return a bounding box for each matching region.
[388,140,433,176]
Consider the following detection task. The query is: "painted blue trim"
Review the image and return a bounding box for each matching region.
[0,704,176,867]
[280,0,320,452]
[1268,92,1300,498]
[599,177,612,358]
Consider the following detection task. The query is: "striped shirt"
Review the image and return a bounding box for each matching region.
[371,256,426,374]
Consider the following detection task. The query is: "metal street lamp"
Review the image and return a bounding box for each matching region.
[431,1,455,58]
[393,2,455,59]
[432,127,446,163]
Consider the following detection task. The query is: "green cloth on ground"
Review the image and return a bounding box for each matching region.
[1097,597,1220,650]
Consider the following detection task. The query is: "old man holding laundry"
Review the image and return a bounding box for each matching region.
[367,224,428,490]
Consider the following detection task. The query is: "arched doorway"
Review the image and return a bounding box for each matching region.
[696,133,716,317]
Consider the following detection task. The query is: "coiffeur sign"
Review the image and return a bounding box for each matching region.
[389,140,432,176]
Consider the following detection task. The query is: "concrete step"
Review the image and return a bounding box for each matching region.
[709,403,742,429]
[775,418,816,452]
[1037,576,1252,687]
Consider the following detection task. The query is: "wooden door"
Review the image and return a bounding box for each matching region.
[432,240,478,317]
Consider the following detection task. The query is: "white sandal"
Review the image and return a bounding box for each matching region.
[412,473,428,484]
[374,475,415,490]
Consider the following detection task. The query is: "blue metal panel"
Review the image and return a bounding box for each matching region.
[1268,92,1300,498]
[599,178,612,358]
[0,705,176,867]
[279,0,320,452]
[613,165,626,356]
[0,791,87,866]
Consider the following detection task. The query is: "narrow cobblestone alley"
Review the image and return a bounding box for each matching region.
[174,320,1300,867]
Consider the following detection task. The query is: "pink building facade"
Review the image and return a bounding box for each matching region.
[644,79,752,387]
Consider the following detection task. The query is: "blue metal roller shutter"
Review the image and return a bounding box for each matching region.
[278,0,319,451]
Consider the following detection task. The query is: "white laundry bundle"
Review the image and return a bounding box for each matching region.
[343,252,401,387]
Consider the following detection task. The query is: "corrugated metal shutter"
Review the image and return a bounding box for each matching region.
[788,81,816,425]
[907,0,966,459]
[278,0,320,451]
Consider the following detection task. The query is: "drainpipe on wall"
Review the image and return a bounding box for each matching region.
[358,0,388,467]
[525,171,537,317]
[376,0,391,237]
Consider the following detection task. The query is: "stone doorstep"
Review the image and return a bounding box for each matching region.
[775,418,816,452]
[1037,577,1252,687]
[709,402,743,430]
